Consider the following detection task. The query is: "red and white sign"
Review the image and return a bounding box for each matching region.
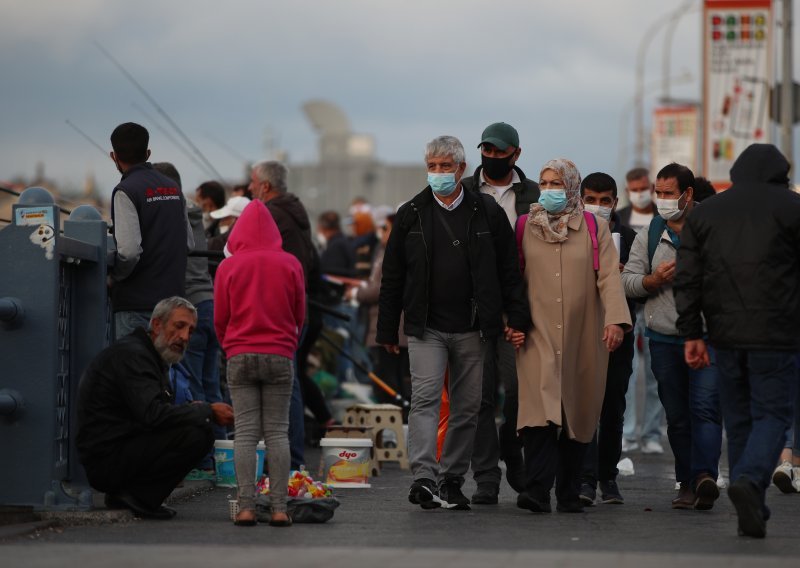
[703,0,773,188]
[651,106,700,174]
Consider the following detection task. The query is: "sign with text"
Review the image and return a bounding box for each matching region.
[651,106,700,174]
[703,0,773,188]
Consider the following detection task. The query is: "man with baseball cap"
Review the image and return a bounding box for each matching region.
[461,122,539,504]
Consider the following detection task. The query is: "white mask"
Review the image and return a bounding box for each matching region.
[656,193,687,221]
[628,190,652,209]
[583,203,613,221]
[219,224,231,235]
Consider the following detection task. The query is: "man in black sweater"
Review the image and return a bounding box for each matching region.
[77,297,234,519]
[378,135,531,511]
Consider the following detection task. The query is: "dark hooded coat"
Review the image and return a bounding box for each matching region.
[675,144,800,350]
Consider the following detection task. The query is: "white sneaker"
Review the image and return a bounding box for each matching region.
[792,467,800,493]
[621,439,639,453]
[641,439,664,454]
[772,461,796,494]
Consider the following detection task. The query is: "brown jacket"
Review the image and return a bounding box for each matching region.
[516,214,631,442]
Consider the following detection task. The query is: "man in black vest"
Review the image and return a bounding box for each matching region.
[461,122,539,504]
[109,122,193,341]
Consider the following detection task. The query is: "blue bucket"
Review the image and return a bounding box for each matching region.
[214,440,265,487]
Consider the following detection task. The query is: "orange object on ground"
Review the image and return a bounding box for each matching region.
[436,368,450,462]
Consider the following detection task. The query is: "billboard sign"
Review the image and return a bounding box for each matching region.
[703,0,773,187]
[651,105,700,174]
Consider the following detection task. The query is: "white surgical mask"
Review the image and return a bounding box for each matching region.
[628,190,652,209]
[583,203,613,221]
[656,193,687,221]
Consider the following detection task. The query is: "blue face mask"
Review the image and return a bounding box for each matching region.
[538,189,568,213]
[428,172,458,197]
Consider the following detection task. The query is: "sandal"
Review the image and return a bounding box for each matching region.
[268,512,292,527]
[234,508,257,526]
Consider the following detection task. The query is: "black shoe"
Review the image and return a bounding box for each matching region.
[579,482,596,506]
[408,478,442,509]
[438,480,470,510]
[516,491,551,513]
[471,482,499,505]
[694,474,720,511]
[599,480,624,504]
[504,457,526,494]
[104,493,127,510]
[115,492,176,520]
[728,478,766,538]
[556,499,585,513]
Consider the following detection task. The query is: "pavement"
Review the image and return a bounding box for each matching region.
[2,447,799,567]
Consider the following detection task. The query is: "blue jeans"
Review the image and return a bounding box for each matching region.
[649,340,722,485]
[624,312,664,443]
[182,300,226,456]
[782,356,800,455]
[113,310,151,342]
[716,349,798,494]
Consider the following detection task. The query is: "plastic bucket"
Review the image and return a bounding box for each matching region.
[214,440,266,488]
[319,437,372,488]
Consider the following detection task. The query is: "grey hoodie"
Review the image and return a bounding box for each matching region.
[185,201,214,306]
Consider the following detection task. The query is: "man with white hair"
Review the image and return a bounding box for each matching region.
[77,297,234,520]
[378,135,531,510]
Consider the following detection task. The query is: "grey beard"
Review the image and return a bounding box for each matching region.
[153,332,185,365]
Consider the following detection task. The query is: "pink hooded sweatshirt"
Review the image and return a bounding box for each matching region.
[214,200,306,360]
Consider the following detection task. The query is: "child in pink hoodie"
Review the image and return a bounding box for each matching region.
[214,200,305,526]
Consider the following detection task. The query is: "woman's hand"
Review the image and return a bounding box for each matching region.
[603,324,624,352]
[504,326,526,349]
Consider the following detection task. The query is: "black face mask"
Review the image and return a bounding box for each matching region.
[481,152,515,181]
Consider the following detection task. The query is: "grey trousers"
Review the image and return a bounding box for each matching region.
[472,335,520,484]
[407,329,486,486]
[228,353,293,513]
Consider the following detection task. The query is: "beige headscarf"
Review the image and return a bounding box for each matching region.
[527,158,583,243]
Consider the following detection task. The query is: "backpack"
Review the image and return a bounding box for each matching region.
[646,215,668,269]
[515,211,599,273]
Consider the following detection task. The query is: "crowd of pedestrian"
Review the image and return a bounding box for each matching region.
[73,121,799,539]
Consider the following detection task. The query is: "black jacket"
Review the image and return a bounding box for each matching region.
[461,165,540,217]
[76,327,213,463]
[376,186,531,344]
[266,193,317,286]
[675,144,800,351]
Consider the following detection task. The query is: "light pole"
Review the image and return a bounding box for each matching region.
[780,0,794,163]
[634,1,699,166]
[661,0,699,104]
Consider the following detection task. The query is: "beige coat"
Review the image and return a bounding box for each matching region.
[516,213,631,443]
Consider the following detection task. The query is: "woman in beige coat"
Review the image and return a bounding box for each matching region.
[514,158,631,514]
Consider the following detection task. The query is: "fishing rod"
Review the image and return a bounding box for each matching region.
[93,41,226,183]
[318,332,410,409]
[65,120,108,157]
[0,185,72,216]
[132,102,217,179]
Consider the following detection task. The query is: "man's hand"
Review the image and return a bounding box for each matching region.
[645,260,676,290]
[504,326,526,349]
[685,339,710,369]
[381,343,400,355]
[603,324,624,352]
[210,402,235,426]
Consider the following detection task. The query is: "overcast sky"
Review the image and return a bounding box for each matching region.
[1,0,798,200]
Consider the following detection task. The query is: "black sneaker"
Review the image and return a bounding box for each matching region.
[408,479,442,510]
[503,455,526,494]
[556,499,585,513]
[728,478,766,538]
[471,482,499,505]
[516,491,552,513]
[438,480,471,510]
[579,482,596,506]
[599,480,624,504]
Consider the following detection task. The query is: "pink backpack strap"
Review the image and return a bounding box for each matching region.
[515,214,527,273]
[583,211,599,271]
